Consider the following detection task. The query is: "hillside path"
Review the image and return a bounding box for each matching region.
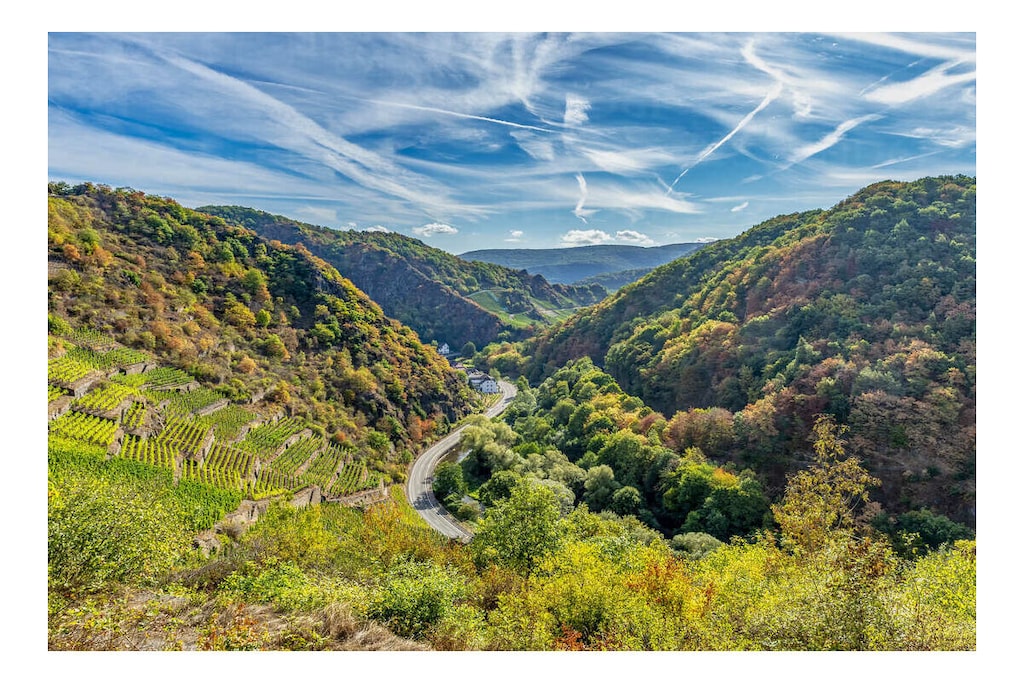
[405,380,517,541]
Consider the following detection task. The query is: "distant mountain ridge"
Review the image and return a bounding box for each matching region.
[461,242,707,284]
[199,207,606,349]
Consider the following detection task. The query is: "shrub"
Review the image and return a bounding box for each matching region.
[48,474,190,593]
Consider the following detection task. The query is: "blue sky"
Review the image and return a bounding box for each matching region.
[48,31,976,252]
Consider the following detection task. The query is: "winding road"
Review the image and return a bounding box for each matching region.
[405,380,517,541]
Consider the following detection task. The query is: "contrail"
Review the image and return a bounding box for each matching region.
[362,98,555,134]
[668,81,783,193]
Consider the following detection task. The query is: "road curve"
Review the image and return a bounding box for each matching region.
[405,379,517,541]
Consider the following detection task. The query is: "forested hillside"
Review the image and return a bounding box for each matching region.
[199,206,605,349]
[462,242,705,284]
[48,182,475,455]
[46,179,975,652]
[478,176,976,523]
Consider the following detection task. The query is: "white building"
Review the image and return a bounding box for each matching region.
[468,372,499,394]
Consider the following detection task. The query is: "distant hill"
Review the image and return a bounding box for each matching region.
[576,266,660,292]
[199,206,606,349]
[460,242,706,284]
[486,176,976,523]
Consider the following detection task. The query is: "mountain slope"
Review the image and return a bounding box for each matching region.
[493,176,976,521]
[48,182,475,456]
[198,206,605,349]
[461,242,706,284]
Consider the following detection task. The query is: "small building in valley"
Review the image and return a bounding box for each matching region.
[468,371,499,394]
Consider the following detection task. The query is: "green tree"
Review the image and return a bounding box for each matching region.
[772,415,880,553]
[262,333,289,360]
[224,300,256,329]
[582,464,620,512]
[433,461,466,503]
[472,481,565,573]
[478,470,522,507]
[609,485,643,516]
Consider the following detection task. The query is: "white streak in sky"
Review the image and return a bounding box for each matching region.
[789,115,878,165]
[668,81,784,192]
[573,172,597,223]
[154,49,478,219]
[862,61,975,105]
[360,97,555,133]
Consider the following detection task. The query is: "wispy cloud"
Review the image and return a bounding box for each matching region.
[862,61,976,106]
[48,32,975,251]
[789,115,879,166]
[148,44,485,221]
[582,147,674,175]
[295,206,339,226]
[510,130,556,161]
[357,96,554,133]
[504,229,525,242]
[364,225,391,233]
[668,80,783,191]
[413,222,458,237]
[573,172,597,223]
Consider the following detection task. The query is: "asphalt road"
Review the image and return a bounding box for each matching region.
[405,379,517,542]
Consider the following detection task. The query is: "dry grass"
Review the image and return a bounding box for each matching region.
[48,587,428,651]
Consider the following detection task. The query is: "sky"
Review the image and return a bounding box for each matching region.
[47,31,976,253]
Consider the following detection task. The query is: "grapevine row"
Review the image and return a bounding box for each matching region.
[49,411,118,447]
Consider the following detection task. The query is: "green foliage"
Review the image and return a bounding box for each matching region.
[669,532,723,560]
[873,508,975,556]
[433,461,467,502]
[368,560,467,638]
[199,204,604,349]
[48,470,190,594]
[47,182,475,455]
[772,416,880,552]
[220,559,368,613]
[472,481,566,574]
[521,176,976,523]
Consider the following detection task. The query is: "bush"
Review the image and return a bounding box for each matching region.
[368,560,466,638]
[48,474,190,593]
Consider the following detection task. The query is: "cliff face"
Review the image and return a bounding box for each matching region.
[200,206,605,349]
[333,241,508,347]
